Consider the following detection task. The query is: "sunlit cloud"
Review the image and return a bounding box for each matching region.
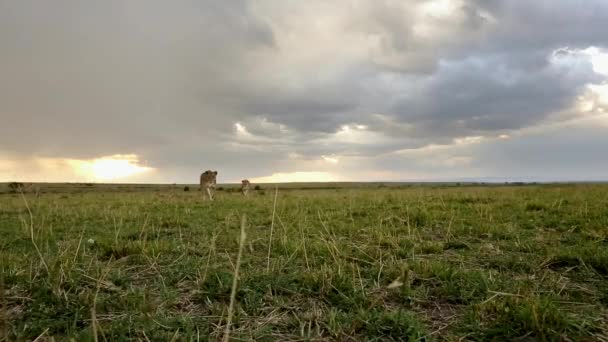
[322,123,393,145]
[251,171,337,183]
[588,83,608,106]
[574,82,608,115]
[230,119,293,146]
[258,117,289,134]
[417,0,457,18]
[586,47,608,76]
[453,136,484,145]
[321,155,339,164]
[552,46,608,77]
[577,94,596,113]
[392,133,503,157]
[234,122,252,138]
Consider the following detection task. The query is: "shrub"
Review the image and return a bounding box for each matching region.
[8,182,24,193]
[254,185,262,191]
[183,186,190,192]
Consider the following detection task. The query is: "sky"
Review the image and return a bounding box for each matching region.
[1,0,608,183]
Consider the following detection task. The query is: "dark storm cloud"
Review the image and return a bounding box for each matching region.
[0,0,273,158]
[471,1,608,51]
[388,53,602,139]
[361,0,608,141]
[232,0,608,142]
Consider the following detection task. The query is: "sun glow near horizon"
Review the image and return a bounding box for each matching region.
[69,154,153,181]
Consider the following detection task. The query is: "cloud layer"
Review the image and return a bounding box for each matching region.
[1,0,607,182]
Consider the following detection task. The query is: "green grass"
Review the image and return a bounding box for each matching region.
[1,184,608,340]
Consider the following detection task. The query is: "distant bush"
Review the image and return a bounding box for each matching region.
[8,182,24,193]
[254,185,262,191]
[183,186,190,192]
[217,187,225,191]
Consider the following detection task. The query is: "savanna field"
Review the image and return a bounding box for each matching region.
[1,183,608,341]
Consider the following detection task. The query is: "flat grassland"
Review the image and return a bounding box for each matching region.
[1,183,608,340]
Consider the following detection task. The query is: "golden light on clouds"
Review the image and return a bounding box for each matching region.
[251,171,337,183]
[0,154,154,183]
[68,154,153,181]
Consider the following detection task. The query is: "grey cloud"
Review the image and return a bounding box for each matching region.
[356,117,608,182]
[347,0,491,73]
[471,121,608,180]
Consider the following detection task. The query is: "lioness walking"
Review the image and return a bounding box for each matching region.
[200,170,218,200]
[241,179,251,196]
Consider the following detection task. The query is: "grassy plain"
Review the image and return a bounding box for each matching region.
[1,183,608,341]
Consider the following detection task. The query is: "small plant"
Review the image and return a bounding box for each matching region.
[254,185,262,191]
[183,186,190,192]
[525,202,546,211]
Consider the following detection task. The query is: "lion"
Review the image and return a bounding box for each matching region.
[200,170,218,200]
[241,179,251,196]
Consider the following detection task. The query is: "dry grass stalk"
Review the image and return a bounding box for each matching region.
[266,185,279,273]
[223,214,248,342]
[20,192,49,274]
